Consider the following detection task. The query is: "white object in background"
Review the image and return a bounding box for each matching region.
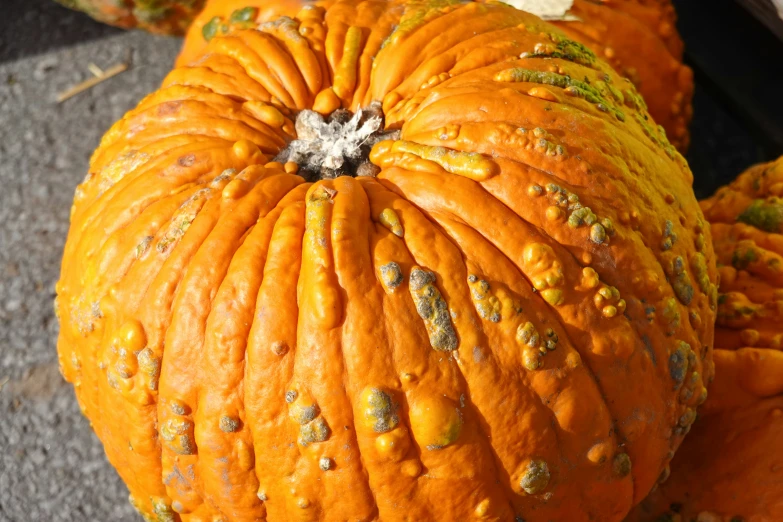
[503,0,576,20]
[774,0,783,20]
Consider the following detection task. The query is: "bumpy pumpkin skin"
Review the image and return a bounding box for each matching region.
[54,0,205,35]
[177,0,693,151]
[56,1,718,520]
[702,157,783,351]
[553,0,693,152]
[626,350,783,522]
[627,158,783,522]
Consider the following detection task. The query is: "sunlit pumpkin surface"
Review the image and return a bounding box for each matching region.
[628,158,783,522]
[180,0,693,152]
[55,1,718,520]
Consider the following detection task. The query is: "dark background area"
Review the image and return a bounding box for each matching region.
[673,0,783,198]
[1,0,782,521]
[0,0,122,63]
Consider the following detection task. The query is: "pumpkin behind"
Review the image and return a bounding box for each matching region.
[553,0,693,151]
[54,0,205,35]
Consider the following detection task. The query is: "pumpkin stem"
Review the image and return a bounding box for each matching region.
[274,102,399,181]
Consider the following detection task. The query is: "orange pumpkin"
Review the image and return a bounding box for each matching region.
[178,0,693,151]
[56,1,717,520]
[627,157,783,522]
[54,0,205,35]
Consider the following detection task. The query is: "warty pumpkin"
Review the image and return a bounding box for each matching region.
[55,0,718,520]
[627,157,783,522]
[53,0,205,35]
[177,0,693,151]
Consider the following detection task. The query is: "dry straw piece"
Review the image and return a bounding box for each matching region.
[57,61,129,103]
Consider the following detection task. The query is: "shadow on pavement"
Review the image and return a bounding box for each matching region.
[0,0,124,64]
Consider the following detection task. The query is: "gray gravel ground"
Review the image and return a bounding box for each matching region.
[0,3,180,520]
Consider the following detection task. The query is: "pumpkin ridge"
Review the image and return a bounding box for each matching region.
[70,142,228,243]
[386,199,530,518]
[187,182,298,515]
[411,9,536,65]
[154,174,301,518]
[61,150,228,354]
[77,170,206,282]
[522,181,711,390]
[99,190,230,517]
[359,178,527,518]
[373,186,528,516]
[277,180,377,518]
[357,188,453,519]
[382,154,684,500]
[166,63,270,101]
[365,221,441,520]
[446,363,523,520]
[91,95,284,165]
[146,96,290,144]
[243,197,308,520]
[328,177,400,520]
[415,116,709,388]
[70,147,253,288]
[183,54,277,100]
[156,173,302,517]
[396,179,634,493]
[330,179,381,512]
[206,34,302,110]
[110,111,282,153]
[153,215,232,518]
[401,71,679,174]
[370,179,600,512]
[123,89,289,138]
[421,210,629,518]
[192,198,299,519]
[86,183,213,315]
[257,17,325,98]
[370,1,523,96]
[228,30,313,108]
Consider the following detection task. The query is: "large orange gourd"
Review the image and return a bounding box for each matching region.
[628,158,783,522]
[54,0,205,35]
[56,1,718,520]
[179,0,693,151]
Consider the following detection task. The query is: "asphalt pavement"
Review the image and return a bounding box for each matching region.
[1,1,180,520]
